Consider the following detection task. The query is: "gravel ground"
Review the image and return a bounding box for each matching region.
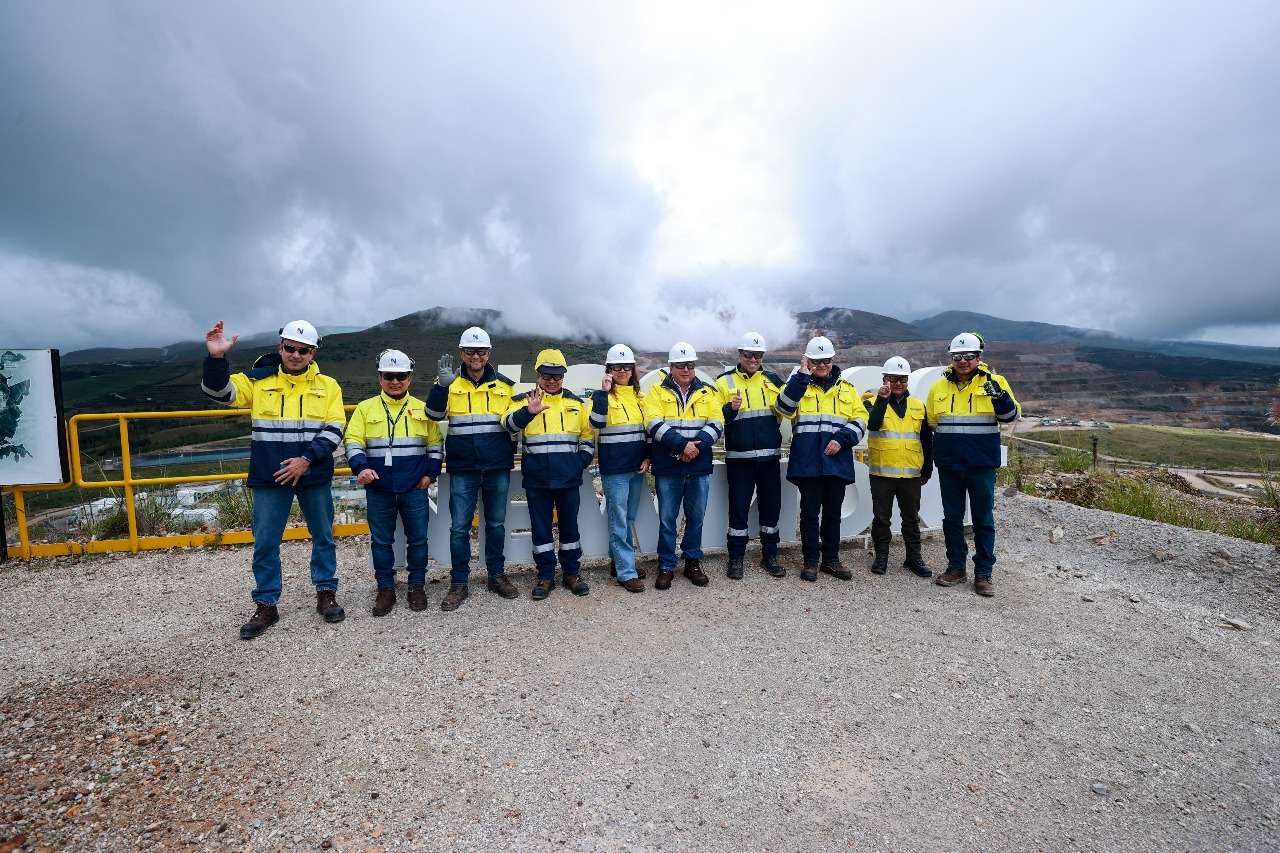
[1,492,1277,852]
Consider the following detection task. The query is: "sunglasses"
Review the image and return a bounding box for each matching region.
[461,347,489,356]
[538,373,564,381]
[951,353,979,362]
[670,362,695,370]
[808,358,832,366]
[380,372,410,382]
[738,351,764,359]
[281,344,314,355]
[606,364,634,372]
[885,376,908,383]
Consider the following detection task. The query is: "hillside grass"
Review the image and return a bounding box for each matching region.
[1035,424,1280,472]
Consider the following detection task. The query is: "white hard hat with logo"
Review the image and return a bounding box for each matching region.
[737,331,766,352]
[882,356,911,375]
[804,336,835,359]
[459,326,492,348]
[606,343,636,364]
[668,342,698,364]
[948,332,984,353]
[377,349,414,372]
[280,320,320,348]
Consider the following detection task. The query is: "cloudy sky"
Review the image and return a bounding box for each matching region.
[1,0,1278,353]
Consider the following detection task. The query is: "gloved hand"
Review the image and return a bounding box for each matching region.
[437,354,456,386]
[983,379,1003,398]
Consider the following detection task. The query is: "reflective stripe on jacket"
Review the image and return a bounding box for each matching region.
[424,365,516,473]
[925,364,1019,470]
[715,368,784,458]
[344,392,444,493]
[201,354,346,488]
[641,372,724,477]
[503,390,596,489]
[590,385,649,475]
[776,367,867,482]
[866,393,927,478]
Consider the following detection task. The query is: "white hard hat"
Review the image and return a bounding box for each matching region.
[606,343,636,364]
[949,332,984,353]
[737,331,766,352]
[882,356,911,375]
[668,342,698,364]
[804,336,835,359]
[280,320,320,348]
[377,349,414,372]
[459,326,492,348]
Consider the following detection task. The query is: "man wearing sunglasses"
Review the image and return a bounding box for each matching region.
[641,342,724,589]
[865,356,933,579]
[714,331,787,580]
[202,319,348,639]
[425,326,519,611]
[925,332,1020,597]
[344,350,443,616]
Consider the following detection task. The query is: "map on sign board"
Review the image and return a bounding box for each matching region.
[0,349,69,486]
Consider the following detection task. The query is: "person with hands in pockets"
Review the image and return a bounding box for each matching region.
[641,342,724,591]
[590,343,651,593]
[424,326,519,612]
[926,332,1020,598]
[775,336,869,582]
[501,349,596,601]
[344,349,443,616]
[201,319,347,639]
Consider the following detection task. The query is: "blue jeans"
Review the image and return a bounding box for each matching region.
[602,472,646,581]
[526,486,582,581]
[939,467,998,577]
[250,484,338,605]
[654,474,710,571]
[366,488,429,588]
[448,469,510,585]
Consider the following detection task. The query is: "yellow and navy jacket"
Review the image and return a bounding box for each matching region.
[424,364,516,473]
[776,367,868,482]
[865,392,933,479]
[589,385,649,475]
[502,390,596,489]
[344,392,444,493]
[714,368,785,459]
[201,353,346,488]
[925,362,1019,470]
[641,371,724,477]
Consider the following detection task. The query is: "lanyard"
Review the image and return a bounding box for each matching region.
[381,397,409,466]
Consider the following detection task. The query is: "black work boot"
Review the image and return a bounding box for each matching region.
[441,584,469,611]
[871,554,889,575]
[486,574,519,599]
[903,556,933,578]
[820,558,853,581]
[683,559,709,587]
[762,552,786,578]
[407,584,429,611]
[316,590,345,623]
[372,587,396,617]
[801,561,819,582]
[239,603,279,640]
[562,574,590,596]
[727,557,744,580]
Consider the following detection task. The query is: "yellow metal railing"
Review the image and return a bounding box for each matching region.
[4,407,368,560]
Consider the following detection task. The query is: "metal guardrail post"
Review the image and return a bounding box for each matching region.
[118,416,140,552]
[13,488,31,561]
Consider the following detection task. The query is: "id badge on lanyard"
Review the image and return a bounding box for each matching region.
[382,399,407,467]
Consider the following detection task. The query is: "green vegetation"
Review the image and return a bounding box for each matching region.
[1034,425,1280,472]
[1093,476,1279,546]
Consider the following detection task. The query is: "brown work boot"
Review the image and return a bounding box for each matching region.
[683,559,709,587]
[655,570,674,590]
[801,561,819,582]
[239,603,278,640]
[820,558,853,581]
[441,584,469,612]
[562,574,590,596]
[935,569,967,587]
[407,584,428,612]
[974,576,995,597]
[486,574,519,599]
[316,590,345,623]
[618,577,645,593]
[372,587,396,617]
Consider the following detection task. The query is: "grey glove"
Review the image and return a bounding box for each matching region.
[437,354,456,386]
